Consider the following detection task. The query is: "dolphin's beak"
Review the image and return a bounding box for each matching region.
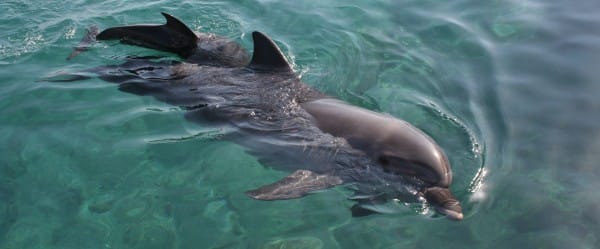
[435,201,463,221]
[423,187,464,221]
[446,211,464,221]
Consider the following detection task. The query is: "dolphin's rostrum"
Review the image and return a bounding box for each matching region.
[62,13,463,220]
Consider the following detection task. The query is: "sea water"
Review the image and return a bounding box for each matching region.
[1,0,599,248]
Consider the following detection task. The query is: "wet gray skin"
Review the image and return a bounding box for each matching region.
[61,13,463,220]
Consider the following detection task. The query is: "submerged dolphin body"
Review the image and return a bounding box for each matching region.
[65,13,463,220]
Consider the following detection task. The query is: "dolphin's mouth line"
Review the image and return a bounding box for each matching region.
[438,209,464,221]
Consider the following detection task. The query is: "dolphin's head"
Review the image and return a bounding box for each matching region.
[423,187,463,220]
[375,119,453,188]
[370,119,462,219]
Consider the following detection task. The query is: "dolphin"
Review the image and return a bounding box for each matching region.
[59,13,463,220]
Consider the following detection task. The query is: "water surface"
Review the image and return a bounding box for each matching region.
[1,0,599,248]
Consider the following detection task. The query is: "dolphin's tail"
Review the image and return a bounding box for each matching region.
[41,57,178,98]
[39,71,94,82]
[96,12,198,57]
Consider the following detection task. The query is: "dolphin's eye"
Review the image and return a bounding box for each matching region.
[378,156,390,166]
[379,156,403,175]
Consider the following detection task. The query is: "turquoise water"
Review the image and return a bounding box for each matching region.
[1,0,599,248]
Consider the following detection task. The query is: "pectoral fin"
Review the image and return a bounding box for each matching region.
[246,170,343,200]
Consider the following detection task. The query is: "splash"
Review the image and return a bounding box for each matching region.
[468,167,488,201]
[0,32,45,61]
[64,26,76,40]
[425,101,483,159]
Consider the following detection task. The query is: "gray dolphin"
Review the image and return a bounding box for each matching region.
[59,13,463,220]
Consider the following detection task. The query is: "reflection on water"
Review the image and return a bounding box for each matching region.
[1,0,599,248]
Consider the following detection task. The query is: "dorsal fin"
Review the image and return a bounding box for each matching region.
[97,13,197,57]
[247,31,292,72]
[161,12,197,44]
